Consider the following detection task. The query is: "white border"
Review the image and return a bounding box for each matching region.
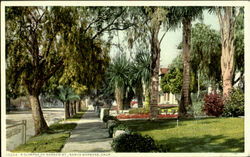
[1,1,249,157]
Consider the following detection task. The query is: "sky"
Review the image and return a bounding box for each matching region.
[110,10,220,68]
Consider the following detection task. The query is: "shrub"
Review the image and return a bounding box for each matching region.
[113,123,131,134]
[203,93,224,117]
[223,88,244,117]
[111,133,161,152]
[108,120,120,138]
[128,108,149,114]
[103,115,118,123]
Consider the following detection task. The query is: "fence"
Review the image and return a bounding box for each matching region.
[6,120,27,144]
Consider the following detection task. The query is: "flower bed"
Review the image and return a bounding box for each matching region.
[117,114,178,119]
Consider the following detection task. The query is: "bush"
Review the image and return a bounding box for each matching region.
[111,133,163,152]
[191,94,205,117]
[103,115,118,123]
[203,93,224,117]
[223,88,244,117]
[108,120,120,138]
[113,123,131,134]
[128,108,149,114]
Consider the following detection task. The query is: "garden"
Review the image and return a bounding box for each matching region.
[5,5,245,154]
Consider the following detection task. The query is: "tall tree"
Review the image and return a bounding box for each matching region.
[6,7,77,134]
[6,6,133,135]
[145,7,168,119]
[168,7,204,118]
[215,7,242,98]
[190,23,222,93]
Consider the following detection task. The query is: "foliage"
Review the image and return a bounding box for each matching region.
[106,54,135,109]
[191,23,222,85]
[129,108,149,114]
[48,85,80,103]
[103,115,119,123]
[113,123,131,134]
[13,123,77,152]
[160,68,182,94]
[111,133,160,152]
[190,94,205,117]
[222,88,244,117]
[203,93,224,117]
[233,13,244,89]
[132,51,151,88]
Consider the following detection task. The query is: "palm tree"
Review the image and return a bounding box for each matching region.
[107,54,131,110]
[48,85,80,120]
[131,51,150,108]
[168,7,204,118]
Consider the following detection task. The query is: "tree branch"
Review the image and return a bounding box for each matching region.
[91,8,126,40]
[42,60,64,82]
[216,7,224,41]
[159,27,169,45]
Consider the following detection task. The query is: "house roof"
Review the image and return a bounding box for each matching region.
[160,68,168,75]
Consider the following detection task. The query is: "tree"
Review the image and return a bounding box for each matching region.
[131,51,150,108]
[145,7,168,119]
[48,85,80,120]
[6,7,77,134]
[190,23,222,93]
[232,13,244,90]
[216,7,242,98]
[106,54,132,110]
[168,7,204,118]
[6,6,133,135]
[160,68,182,103]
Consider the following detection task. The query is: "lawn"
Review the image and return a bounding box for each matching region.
[122,117,244,152]
[12,110,86,152]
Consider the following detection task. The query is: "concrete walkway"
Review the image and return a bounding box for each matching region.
[61,109,112,152]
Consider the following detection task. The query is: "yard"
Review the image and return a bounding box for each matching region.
[121,117,244,152]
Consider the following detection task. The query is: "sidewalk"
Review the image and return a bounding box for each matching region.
[61,109,112,152]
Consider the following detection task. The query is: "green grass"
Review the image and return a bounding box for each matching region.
[12,110,86,153]
[122,117,244,152]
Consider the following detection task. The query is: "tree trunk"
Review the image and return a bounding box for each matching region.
[145,88,150,110]
[136,81,143,108]
[178,17,192,118]
[76,100,80,112]
[70,101,74,117]
[115,87,124,110]
[29,95,48,135]
[123,88,134,109]
[216,7,240,98]
[149,12,161,120]
[73,101,77,115]
[64,101,70,120]
[197,72,200,99]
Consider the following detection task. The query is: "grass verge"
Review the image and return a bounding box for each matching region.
[12,110,86,152]
[121,117,244,152]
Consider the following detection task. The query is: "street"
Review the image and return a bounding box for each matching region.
[6,108,64,151]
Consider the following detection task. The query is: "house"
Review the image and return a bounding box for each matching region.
[158,68,178,105]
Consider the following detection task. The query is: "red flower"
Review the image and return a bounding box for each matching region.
[116,114,178,119]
